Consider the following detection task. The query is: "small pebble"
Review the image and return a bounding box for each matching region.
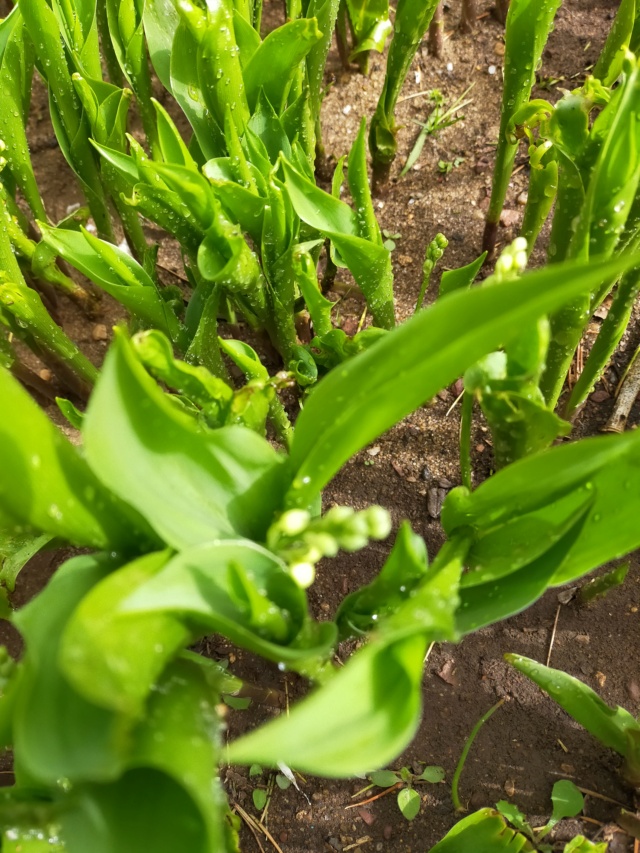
[342,104,352,115]
[488,65,497,75]
[383,825,393,841]
[92,323,108,341]
[594,671,606,688]
[39,368,52,381]
[517,191,528,206]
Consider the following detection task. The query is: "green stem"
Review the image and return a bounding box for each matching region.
[451,698,505,811]
[459,391,473,491]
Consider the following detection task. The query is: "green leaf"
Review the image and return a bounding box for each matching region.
[39,224,186,347]
[286,252,640,510]
[420,766,445,783]
[397,787,420,820]
[428,808,534,852]
[12,553,129,785]
[336,522,429,639]
[562,838,607,853]
[243,19,322,113]
[0,530,52,593]
[549,780,584,824]
[443,427,640,586]
[252,789,267,811]
[228,633,428,777]
[370,769,400,787]
[495,800,529,834]
[83,333,290,549]
[505,655,640,760]
[59,551,191,718]
[143,0,179,92]
[0,366,149,551]
[115,540,333,667]
[439,253,487,297]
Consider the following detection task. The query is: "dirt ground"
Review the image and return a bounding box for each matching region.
[3,0,639,850]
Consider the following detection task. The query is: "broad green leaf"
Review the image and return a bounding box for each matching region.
[229,544,462,775]
[281,158,394,329]
[115,540,333,667]
[0,530,52,593]
[428,808,534,852]
[124,657,230,852]
[397,787,420,820]
[336,522,429,639]
[461,489,593,588]
[0,366,150,551]
[228,633,428,776]
[143,0,179,92]
[345,0,392,57]
[60,551,190,717]
[456,508,590,635]
[443,427,640,585]
[39,224,186,347]
[83,333,290,549]
[506,655,640,760]
[243,19,323,113]
[12,553,129,785]
[61,769,216,853]
[286,252,640,510]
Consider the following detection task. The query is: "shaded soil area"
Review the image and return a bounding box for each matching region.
[2,0,639,850]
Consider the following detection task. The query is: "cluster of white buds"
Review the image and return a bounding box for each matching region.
[268,505,392,589]
[494,237,529,283]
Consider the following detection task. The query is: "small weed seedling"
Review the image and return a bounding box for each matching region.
[401,87,473,177]
[429,780,606,852]
[351,764,445,821]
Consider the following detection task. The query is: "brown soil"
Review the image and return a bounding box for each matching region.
[3,0,639,851]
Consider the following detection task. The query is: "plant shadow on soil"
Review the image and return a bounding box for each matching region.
[1,0,639,850]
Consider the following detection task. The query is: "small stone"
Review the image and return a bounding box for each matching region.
[421,465,432,482]
[575,634,590,644]
[500,209,520,228]
[342,104,352,115]
[503,779,516,797]
[591,389,609,403]
[427,487,447,519]
[383,825,393,840]
[626,679,640,701]
[279,832,288,843]
[38,368,52,381]
[397,254,414,266]
[594,671,607,688]
[475,443,485,453]
[367,446,381,457]
[92,323,108,341]
[517,191,528,206]
[494,42,505,56]
[358,808,375,826]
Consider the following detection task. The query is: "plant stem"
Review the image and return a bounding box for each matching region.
[451,698,505,811]
[459,391,473,490]
[495,0,510,24]
[428,3,444,58]
[460,0,477,33]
